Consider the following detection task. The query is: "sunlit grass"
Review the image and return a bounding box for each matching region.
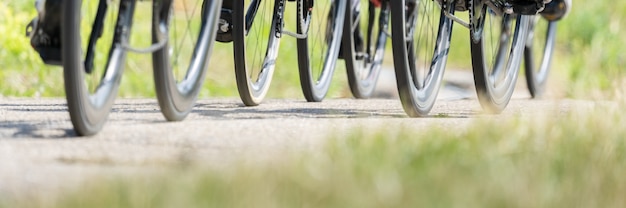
[2,100,625,207]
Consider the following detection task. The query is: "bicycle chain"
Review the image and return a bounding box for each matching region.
[276,0,285,38]
[297,0,306,33]
[469,0,476,34]
[468,0,474,24]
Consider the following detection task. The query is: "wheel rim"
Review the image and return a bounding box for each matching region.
[402,0,451,113]
[470,2,529,110]
[305,0,336,88]
[298,0,345,101]
[153,0,219,118]
[244,0,279,97]
[165,0,206,93]
[345,0,388,98]
[62,0,132,135]
[390,0,453,117]
[525,17,556,97]
[81,0,129,127]
[80,0,124,106]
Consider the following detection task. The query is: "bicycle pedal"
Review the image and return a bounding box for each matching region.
[30,27,63,65]
[28,0,63,65]
[216,9,234,43]
[33,46,63,66]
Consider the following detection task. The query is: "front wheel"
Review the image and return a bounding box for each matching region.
[390,0,454,117]
[343,0,389,99]
[152,0,222,121]
[297,0,346,102]
[233,0,282,106]
[524,18,556,98]
[62,0,133,136]
[469,2,530,113]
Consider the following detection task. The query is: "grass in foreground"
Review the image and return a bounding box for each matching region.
[2,102,626,208]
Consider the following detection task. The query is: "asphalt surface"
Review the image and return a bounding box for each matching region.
[0,69,600,199]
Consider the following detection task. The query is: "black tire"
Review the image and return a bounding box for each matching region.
[233,0,282,106]
[296,0,346,102]
[62,0,133,136]
[469,2,530,113]
[524,18,556,98]
[390,0,455,117]
[343,0,389,99]
[152,0,222,121]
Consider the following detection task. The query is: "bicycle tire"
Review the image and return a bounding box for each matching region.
[297,0,346,102]
[390,0,455,117]
[152,0,223,121]
[233,0,282,106]
[62,0,133,136]
[343,0,389,99]
[524,18,556,98]
[469,2,530,113]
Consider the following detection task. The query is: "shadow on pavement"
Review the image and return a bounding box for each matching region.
[1,121,77,139]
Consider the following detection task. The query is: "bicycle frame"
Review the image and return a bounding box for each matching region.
[365,1,390,61]
[245,0,263,33]
[84,0,110,74]
[240,0,309,39]
[84,0,173,74]
[439,0,531,29]
[240,0,281,36]
[83,0,136,74]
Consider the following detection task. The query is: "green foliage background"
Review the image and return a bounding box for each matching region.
[0,1,345,99]
[1,1,625,99]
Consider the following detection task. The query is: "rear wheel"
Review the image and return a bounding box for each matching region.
[233,0,282,106]
[62,0,133,136]
[343,0,389,99]
[524,17,556,98]
[152,0,223,121]
[390,0,454,117]
[469,1,530,113]
[297,0,346,102]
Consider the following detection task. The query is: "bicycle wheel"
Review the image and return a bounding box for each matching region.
[390,0,455,117]
[63,0,134,136]
[233,0,282,106]
[469,2,530,113]
[524,17,556,98]
[296,0,346,102]
[152,0,222,121]
[343,0,389,99]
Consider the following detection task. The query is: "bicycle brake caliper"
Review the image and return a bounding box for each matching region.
[26,0,64,66]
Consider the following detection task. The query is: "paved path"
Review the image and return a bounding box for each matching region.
[0,96,599,197]
[0,69,598,199]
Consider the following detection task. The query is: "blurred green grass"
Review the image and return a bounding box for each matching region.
[2,101,626,208]
[2,0,625,99]
[554,1,626,98]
